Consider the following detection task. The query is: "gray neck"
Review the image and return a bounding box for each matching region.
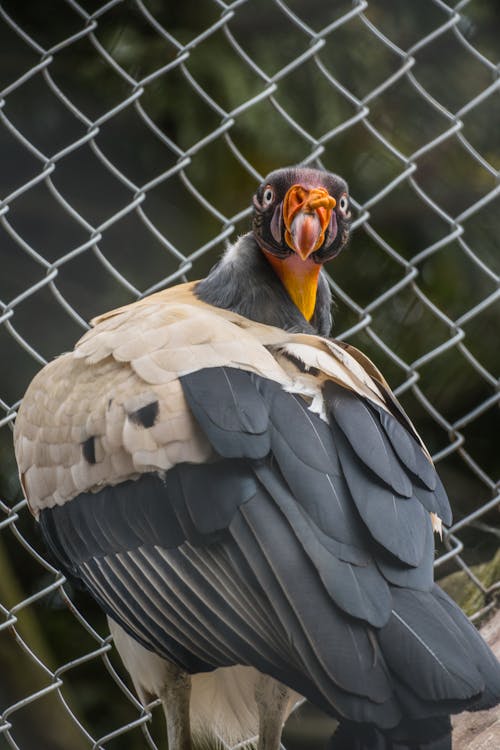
[195,233,332,336]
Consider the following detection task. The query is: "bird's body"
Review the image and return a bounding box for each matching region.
[14,168,500,750]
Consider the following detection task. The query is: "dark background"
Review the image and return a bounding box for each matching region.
[0,1,499,748]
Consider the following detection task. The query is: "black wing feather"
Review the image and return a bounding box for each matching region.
[326,383,412,498]
[414,473,452,527]
[180,367,270,459]
[238,487,393,702]
[229,508,400,725]
[374,512,434,592]
[254,462,392,628]
[431,585,500,709]
[258,383,368,550]
[39,366,499,735]
[378,587,484,702]
[330,422,428,567]
[375,405,436,491]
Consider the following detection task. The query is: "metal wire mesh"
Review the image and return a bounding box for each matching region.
[0,0,499,748]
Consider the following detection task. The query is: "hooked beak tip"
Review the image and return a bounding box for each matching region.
[289,211,322,260]
[283,184,336,259]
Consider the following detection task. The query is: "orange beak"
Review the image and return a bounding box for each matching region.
[263,183,337,321]
[283,184,336,259]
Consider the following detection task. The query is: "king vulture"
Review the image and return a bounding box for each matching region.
[14,167,500,750]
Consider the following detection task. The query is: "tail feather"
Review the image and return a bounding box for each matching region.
[378,588,484,705]
[431,585,500,710]
[328,717,451,750]
[333,585,500,749]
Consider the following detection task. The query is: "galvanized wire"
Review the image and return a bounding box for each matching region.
[0,0,499,748]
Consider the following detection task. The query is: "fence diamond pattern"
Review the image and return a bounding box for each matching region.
[0,0,499,748]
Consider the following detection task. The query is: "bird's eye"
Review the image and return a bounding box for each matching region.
[338,195,349,215]
[262,186,275,207]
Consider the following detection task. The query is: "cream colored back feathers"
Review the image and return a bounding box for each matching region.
[14,282,406,515]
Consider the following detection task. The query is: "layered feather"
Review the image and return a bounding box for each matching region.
[15,284,406,513]
[15,286,500,737]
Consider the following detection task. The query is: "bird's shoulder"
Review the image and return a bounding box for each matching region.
[14,283,416,517]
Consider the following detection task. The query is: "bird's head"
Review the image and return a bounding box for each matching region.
[252,166,351,321]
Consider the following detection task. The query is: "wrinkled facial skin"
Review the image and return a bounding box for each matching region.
[252,166,351,264]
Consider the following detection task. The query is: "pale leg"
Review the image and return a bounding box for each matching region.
[255,675,293,750]
[160,664,192,750]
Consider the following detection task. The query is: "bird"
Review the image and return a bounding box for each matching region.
[14,166,500,750]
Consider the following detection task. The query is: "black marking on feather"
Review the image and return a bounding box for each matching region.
[280,350,320,376]
[82,436,96,464]
[128,400,159,428]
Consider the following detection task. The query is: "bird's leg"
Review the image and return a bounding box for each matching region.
[255,675,293,750]
[159,663,192,750]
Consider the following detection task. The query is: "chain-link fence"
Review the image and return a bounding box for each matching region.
[0,0,499,748]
